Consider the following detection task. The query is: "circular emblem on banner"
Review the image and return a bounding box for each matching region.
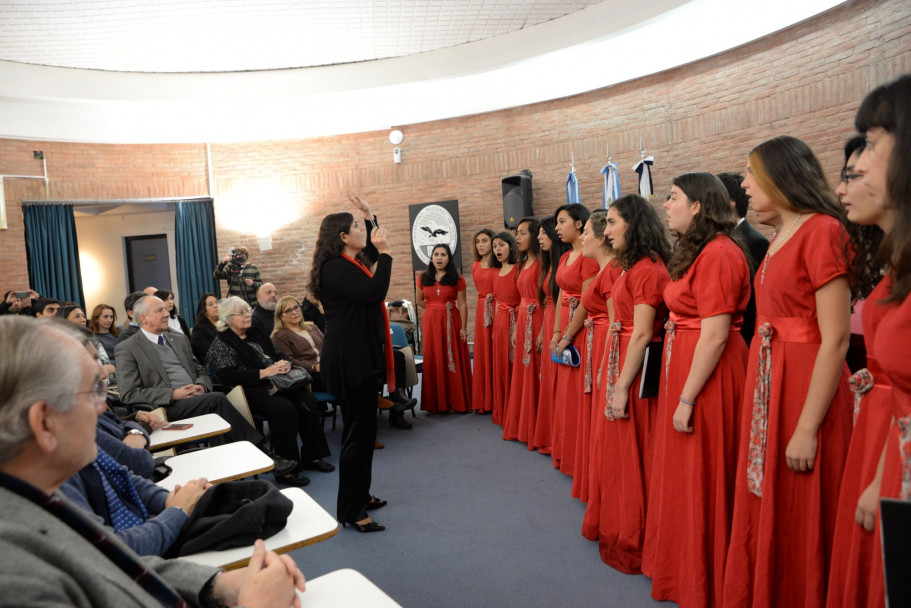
[412,204,458,266]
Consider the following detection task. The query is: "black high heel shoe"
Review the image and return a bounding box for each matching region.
[340,518,385,533]
[366,495,387,510]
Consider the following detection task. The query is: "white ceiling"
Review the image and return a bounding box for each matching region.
[0,0,847,143]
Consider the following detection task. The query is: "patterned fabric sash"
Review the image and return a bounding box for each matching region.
[583,319,596,394]
[747,322,774,497]
[898,416,911,500]
[567,296,580,324]
[508,308,517,363]
[523,302,537,366]
[445,302,455,373]
[664,320,676,381]
[483,293,495,328]
[848,368,874,426]
[604,321,623,420]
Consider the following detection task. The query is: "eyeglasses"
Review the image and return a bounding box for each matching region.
[77,378,109,400]
[230,309,252,317]
[840,172,862,184]
[281,305,301,314]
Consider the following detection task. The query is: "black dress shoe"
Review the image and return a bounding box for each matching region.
[271,456,299,476]
[303,459,336,473]
[340,518,385,532]
[276,472,310,487]
[366,495,387,510]
[390,411,413,430]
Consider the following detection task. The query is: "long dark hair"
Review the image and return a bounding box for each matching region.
[666,172,743,280]
[840,136,885,301]
[538,215,570,305]
[516,216,541,265]
[309,212,354,299]
[489,231,518,269]
[610,194,672,271]
[154,289,179,318]
[856,73,911,303]
[472,228,495,262]
[553,203,591,244]
[420,244,460,286]
[194,292,217,327]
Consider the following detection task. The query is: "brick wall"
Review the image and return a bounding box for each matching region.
[0,0,908,338]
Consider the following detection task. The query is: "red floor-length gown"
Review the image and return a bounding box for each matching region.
[503,260,542,444]
[861,273,909,608]
[826,274,895,608]
[722,214,853,608]
[533,272,558,454]
[571,262,621,502]
[419,276,472,413]
[552,251,600,475]
[471,261,498,414]
[641,236,750,608]
[595,256,669,573]
[491,265,520,427]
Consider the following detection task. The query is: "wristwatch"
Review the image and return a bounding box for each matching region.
[127,428,148,446]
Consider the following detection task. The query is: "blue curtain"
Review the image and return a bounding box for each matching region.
[23,204,85,308]
[175,200,220,321]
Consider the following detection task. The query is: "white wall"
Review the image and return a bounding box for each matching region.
[75,209,178,325]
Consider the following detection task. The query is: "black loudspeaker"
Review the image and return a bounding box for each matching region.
[502,173,533,229]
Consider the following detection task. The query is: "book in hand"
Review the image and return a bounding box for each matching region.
[638,340,663,399]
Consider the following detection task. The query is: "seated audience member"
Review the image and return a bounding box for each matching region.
[191,292,220,364]
[90,303,121,363]
[300,285,326,332]
[115,295,299,477]
[252,283,279,336]
[272,295,327,391]
[154,289,190,335]
[117,290,146,343]
[61,447,209,556]
[0,289,39,316]
[387,300,417,349]
[208,296,332,485]
[33,296,60,318]
[143,286,158,295]
[59,304,116,383]
[0,316,306,608]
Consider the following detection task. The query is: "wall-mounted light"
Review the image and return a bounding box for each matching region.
[388,129,404,145]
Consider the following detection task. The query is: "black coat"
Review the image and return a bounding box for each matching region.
[207,327,288,389]
[735,219,770,346]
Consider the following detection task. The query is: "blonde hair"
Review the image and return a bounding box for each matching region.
[272,295,314,338]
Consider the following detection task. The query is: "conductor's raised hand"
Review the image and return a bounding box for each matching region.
[347,190,372,218]
[372,226,390,255]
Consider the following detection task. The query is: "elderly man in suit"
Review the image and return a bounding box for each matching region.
[115,295,300,478]
[0,316,305,608]
[717,172,770,346]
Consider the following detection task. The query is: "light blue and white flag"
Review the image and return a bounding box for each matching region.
[633,156,654,199]
[600,162,620,208]
[566,168,581,204]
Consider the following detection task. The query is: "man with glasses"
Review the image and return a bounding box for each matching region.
[114,295,298,475]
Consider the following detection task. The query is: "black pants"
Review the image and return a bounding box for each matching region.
[167,392,266,449]
[244,384,330,464]
[337,373,379,522]
[391,350,407,390]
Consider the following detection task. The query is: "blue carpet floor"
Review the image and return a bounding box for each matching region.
[283,401,672,608]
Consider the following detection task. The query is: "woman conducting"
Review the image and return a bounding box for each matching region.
[309,192,394,532]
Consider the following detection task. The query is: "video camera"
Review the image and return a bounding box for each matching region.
[227,248,248,275]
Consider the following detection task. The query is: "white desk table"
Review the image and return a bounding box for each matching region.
[180,488,339,570]
[156,441,273,491]
[149,414,230,450]
[298,569,402,608]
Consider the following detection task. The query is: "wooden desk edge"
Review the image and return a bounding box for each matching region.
[149,427,231,451]
[218,526,339,571]
[209,463,275,485]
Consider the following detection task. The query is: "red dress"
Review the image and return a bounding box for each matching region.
[571,262,621,502]
[722,214,853,608]
[491,265,521,426]
[503,260,543,444]
[471,261,498,413]
[418,276,472,413]
[641,236,750,608]
[595,256,669,573]
[552,250,601,475]
[533,272,557,454]
[826,275,895,608]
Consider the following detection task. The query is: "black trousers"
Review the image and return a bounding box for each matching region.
[244,384,330,464]
[167,392,266,449]
[337,373,379,522]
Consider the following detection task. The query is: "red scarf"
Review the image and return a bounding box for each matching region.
[340,253,395,391]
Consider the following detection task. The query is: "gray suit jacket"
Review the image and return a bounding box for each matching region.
[115,329,214,407]
[0,484,217,607]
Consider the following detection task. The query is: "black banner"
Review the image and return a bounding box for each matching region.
[408,200,462,274]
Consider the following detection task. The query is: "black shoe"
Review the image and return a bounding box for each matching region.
[302,459,336,473]
[390,411,413,430]
[391,389,418,413]
[271,456,299,477]
[366,495,388,510]
[276,472,310,487]
[340,518,385,532]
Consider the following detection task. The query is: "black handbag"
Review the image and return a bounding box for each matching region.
[268,365,312,394]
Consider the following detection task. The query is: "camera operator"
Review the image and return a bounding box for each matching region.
[0,289,39,317]
[213,245,262,307]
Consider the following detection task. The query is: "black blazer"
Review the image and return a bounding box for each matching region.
[735,219,770,346]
